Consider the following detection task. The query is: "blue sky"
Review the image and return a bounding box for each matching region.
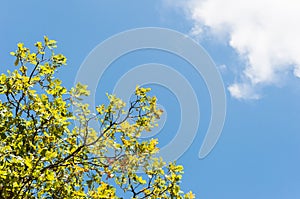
[1,1,300,198]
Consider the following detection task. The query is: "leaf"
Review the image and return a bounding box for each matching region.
[14,58,19,66]
[24,157,32,169]
[46,172,55,181]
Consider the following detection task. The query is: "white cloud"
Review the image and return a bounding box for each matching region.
[228,83,260,100]
[166,0,300,99]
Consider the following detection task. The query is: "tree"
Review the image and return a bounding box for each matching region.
[0,37,195,199]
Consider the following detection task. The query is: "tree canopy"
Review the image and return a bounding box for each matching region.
[0,37,195,199]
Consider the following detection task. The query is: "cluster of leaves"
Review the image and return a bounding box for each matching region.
[0,37,195,199]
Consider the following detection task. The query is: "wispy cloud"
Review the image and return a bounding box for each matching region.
[165,0,300,99]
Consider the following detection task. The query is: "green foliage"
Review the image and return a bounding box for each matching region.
[0,37,195,199]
